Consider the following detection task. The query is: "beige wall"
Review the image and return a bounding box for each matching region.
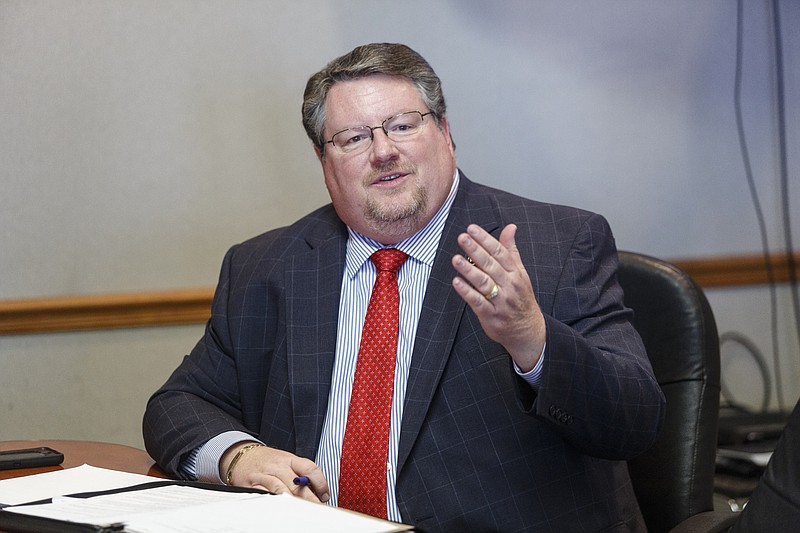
[0,326,197,448]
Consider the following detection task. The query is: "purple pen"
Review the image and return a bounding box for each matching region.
[293,476,310,487]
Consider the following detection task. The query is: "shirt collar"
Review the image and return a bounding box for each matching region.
[345,169,460,278]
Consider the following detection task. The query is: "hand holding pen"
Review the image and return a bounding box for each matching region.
[222,442,329,503]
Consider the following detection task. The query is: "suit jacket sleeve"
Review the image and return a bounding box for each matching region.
[526,211,665,459]
[142,237,274,475]
[143,205,346,476]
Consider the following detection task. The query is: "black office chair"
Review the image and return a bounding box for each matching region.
[617,251,722,533]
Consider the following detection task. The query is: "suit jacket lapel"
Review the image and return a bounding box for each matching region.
[397,175,500,473]
[285,221,347,460]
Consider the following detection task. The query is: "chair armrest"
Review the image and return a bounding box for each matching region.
[669,511,739,533]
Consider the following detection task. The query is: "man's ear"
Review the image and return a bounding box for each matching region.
[440,114,456,153]
[314,144,324,163]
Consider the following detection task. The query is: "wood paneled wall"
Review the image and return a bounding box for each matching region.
[1,252,797,335]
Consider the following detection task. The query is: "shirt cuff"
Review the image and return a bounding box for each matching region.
[514,342,546,389]
[180,431,263,484]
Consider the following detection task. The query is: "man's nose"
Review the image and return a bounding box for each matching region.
[369,128,399,161]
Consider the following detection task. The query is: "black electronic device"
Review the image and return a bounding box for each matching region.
[0,447,64,470]
[717,410,789,446]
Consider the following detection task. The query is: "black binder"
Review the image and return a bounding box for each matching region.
[0,480,268,533]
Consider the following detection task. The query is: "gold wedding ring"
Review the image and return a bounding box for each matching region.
[484,283,500,300]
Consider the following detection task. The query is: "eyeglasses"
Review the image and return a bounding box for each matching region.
[324,111,433,154]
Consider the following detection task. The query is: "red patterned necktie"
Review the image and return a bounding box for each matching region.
[338,248,408,519]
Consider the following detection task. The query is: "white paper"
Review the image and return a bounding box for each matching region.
[7,485,258,524]
[124,492,408,533]
[0,464,160,506]
[6,485,409,533]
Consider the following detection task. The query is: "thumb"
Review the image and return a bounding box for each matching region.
[499,223,519,255]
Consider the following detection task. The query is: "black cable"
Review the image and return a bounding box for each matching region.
[771,0,800,414]
[720,331,772,413]
[735,0,780,412]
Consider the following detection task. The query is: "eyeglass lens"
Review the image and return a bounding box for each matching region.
[330,111,428,153]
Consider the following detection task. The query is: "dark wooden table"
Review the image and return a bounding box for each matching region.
[0,439,167,480]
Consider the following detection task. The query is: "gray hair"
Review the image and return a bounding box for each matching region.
[302,43,449,153]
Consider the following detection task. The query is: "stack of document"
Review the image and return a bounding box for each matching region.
[0,465,411,532]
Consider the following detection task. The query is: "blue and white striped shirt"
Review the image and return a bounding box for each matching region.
[315,171,460,522]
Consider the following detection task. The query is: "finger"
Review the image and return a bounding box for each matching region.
[451,253,500,301]
[289,480,320,502]
[466,224,518,273]
[290,460,330,503]
[452,276,499,314]
[290,483,324,503]
[459,226,499,270]
[255,474,322,503]
[252,483,270,493]
[498,224,519,258]
[456,231,504,285]
[248,473,292,495]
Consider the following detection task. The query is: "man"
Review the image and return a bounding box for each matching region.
[143,43,665,532]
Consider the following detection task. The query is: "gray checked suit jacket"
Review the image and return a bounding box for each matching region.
[143,173,665,533]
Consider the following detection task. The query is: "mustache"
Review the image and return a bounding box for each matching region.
[366,163,416,183]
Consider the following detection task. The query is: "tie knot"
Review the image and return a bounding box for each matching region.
[371,248,408,274]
